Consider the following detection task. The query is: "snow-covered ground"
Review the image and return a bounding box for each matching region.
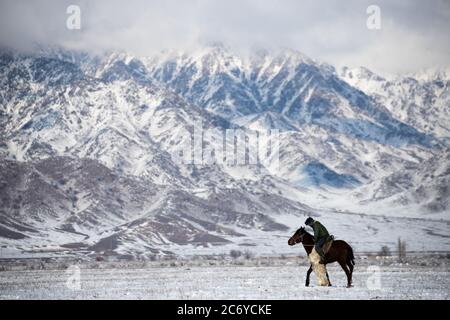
[1,258,448,299]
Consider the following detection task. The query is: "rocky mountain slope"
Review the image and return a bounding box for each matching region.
[0,45,448,257]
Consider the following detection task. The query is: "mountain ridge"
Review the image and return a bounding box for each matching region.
[0,45,449,257]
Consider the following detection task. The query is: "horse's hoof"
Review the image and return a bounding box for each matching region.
[346,285,353,288]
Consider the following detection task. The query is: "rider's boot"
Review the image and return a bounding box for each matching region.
[318,249,326,264]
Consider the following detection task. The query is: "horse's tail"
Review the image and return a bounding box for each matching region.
[348,244,355,266]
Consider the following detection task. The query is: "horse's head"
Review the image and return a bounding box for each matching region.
[288,227,306,246]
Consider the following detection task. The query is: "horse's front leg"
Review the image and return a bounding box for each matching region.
[305,265,313,287]
[326,271,332,286]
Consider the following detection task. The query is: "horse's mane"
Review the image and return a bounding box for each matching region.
[301,227,313,238]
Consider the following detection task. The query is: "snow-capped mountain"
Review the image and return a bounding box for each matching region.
[143,45,447,208]
[353,148,450,215]
[340,66,450,141]
[0,45,449,257]
[146,46,436,145]
[1,156,308,256]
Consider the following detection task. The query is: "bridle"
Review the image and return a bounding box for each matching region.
[297,233,305,243]
[296,231,315,247]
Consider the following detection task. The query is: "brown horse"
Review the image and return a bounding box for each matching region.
[288,227,355,287]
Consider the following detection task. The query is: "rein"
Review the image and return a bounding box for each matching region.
[298,234,315,247]
[296,232,335,247]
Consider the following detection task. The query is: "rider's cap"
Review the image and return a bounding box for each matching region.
[305,217,314,226]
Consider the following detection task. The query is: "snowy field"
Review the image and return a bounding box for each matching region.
[1,258,449,300]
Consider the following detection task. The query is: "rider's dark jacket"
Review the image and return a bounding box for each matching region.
[312,221,330,243]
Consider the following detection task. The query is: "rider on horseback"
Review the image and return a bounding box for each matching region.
[305,217,330,264]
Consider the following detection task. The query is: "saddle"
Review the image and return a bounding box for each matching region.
[322,235,334,254]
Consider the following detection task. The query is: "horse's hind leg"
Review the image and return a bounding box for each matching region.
[348,261,354,273]
[347,264,353,286]
[326,271,332,286]
[347,260,354,283]
[338,260,352,288]
[347,258,354,284]
[305,265,313,287]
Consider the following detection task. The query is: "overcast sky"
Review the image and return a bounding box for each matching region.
[0,0,449,75]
